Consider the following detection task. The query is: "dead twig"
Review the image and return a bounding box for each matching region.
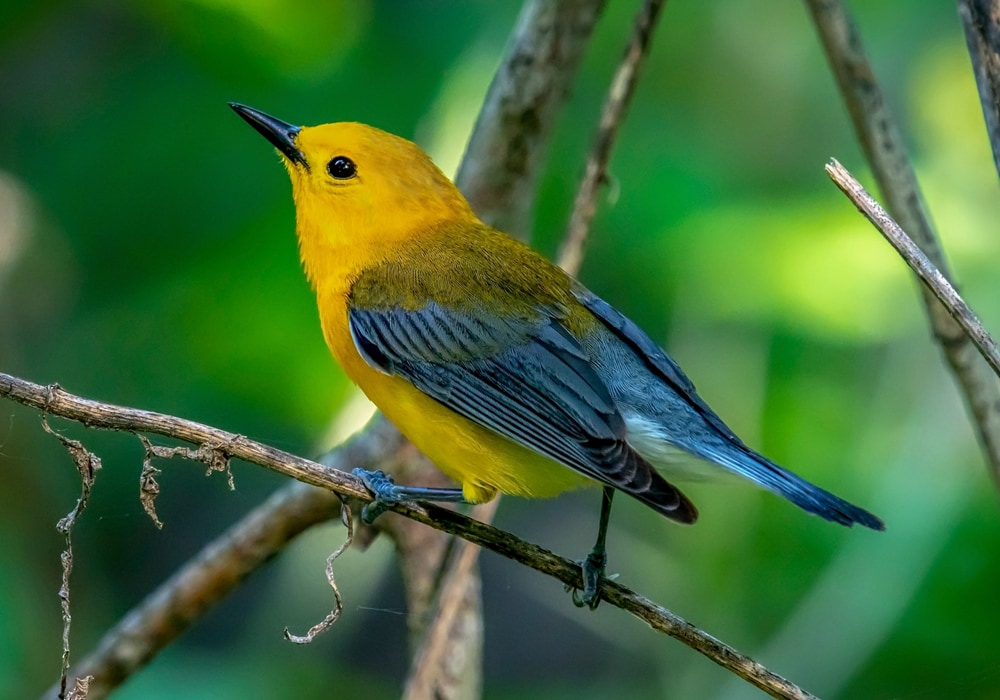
[284,505,355,644]
[558,0,666,273]
[805,0,1000,488]
[40,416,102,700]
[826,159,1000,377]
[41,416,406,700]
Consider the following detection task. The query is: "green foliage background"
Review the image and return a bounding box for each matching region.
[2,1,999,698]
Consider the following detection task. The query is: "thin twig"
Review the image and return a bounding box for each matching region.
[1,372,812,700]
[956,0,1000,178]
[826,159,1000,377]
[805,0,1000,488]
[40,416,101,700]
[284,505,354,644]
[402,500,496,700]
[558,0,666,273]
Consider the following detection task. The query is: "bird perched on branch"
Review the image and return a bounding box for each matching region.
[231,103,884,608]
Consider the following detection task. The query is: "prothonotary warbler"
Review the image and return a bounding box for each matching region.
[231,103,884,608]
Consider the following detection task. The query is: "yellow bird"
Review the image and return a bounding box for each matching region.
[231,103,883,608]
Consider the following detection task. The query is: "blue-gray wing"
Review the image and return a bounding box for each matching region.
[348,301,695,521]
[572,285,744,446]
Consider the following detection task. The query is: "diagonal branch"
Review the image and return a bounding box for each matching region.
[805,0,1000,488]
[2,371,814,700]
[558,0,666,273]
[826,159,1000,377]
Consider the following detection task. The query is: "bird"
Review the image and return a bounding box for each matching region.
[230,102,884,608]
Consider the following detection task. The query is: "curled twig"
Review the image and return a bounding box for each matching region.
[41,416,102,700]
[135,434,237,528]
[283,503,355,644]
[64,674,93,700]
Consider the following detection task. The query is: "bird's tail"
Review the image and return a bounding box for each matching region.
[713,444,884,530]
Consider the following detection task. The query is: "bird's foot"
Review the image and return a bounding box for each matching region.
[567,551,617,610]
[352,468,403,524]
[351,468,468,523]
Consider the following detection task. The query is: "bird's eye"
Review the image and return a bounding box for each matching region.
[327,156,357,180]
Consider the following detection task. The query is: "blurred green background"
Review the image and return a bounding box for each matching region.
[2,1,999,698]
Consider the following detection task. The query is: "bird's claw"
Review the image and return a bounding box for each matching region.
[352,468,402,524]
[566,551,613,610]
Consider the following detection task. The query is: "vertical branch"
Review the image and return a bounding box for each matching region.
[558,0,667,274]
[41,417,101,700]
[805,0,1000,488]
[456,0,607,240]
[956,0,1000,177]
[405,1,606,697]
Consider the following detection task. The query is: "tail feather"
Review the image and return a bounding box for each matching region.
[718,445,884,531]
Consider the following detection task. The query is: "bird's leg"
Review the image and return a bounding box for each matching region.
[574,486,615,609]
[352,468,468,523]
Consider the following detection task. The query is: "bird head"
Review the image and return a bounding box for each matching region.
[230,103,476,287]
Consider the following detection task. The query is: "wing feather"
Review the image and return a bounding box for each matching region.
[348,300,695,521]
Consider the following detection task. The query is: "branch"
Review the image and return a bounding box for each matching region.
[805,0,1000,488]
[956,0,1000,178]
[1,372,814,700]
[41,415,407,700]
[558,0,666,273]
[402,501,494,700]
[826,159,1000,377]
[455,0,608,240]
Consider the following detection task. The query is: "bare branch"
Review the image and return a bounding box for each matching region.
[805,0,1000,488]
[456,0,607,239]
[404,1,608,695]
[402,501,496,700]
[558,0,666,273]
[2,372,815,699]
[957,0,1000,178]
[827,159,1000,377]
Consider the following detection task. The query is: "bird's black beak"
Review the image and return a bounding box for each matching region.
[229,103,308,170]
